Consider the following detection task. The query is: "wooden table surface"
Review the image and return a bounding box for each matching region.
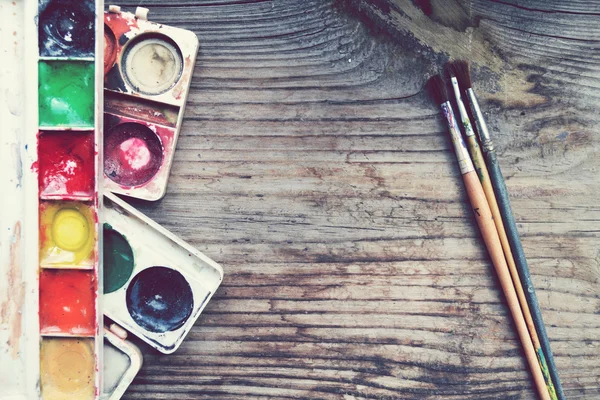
[117,1,600,398]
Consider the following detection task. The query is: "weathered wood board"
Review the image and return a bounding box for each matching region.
[116,0,600,398]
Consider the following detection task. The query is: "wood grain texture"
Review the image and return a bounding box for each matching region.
[114,0,600,398]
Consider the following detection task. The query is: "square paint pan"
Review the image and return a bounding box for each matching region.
[103,7,199,201]
[103,192,223,354]
[40,337,97,400]
[101,326,143,400]
[38,130,95,200]
[39,200,97,269]
[39,269,97,336]
[38,60,96,128]
[39,0,96,58]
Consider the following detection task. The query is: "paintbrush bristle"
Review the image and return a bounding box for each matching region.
[425,75,449,105]
[451,60,472,89]
[443,62,456,80]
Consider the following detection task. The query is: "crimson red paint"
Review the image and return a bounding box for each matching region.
[39,269,96,335]
[104,25,117,76]
[104,12,138,48]
[104,123,163,187]
[104,13,139,91]
[38,131,95,198]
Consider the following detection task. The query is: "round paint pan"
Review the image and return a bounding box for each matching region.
[104,123,163,187]
[39,0,95,57]
[126,266,194,334]
[52,208,90,252]
[121,34,183,95]
[104,25,117,76]
[39,202,96,267]
[103,224,134,294]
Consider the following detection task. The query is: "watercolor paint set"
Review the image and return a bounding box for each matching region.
[103,6,199,201]
[36,0,104,398]
[2,2,219,398]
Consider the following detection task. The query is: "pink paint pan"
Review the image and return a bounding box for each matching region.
[104,114,175,193]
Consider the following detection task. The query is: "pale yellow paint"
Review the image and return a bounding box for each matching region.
[124,37,182,95]
[40,337,95,400]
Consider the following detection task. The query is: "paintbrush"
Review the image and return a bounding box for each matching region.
[446,62,558,400]
[425,75,551,400]
[453,61,565,400]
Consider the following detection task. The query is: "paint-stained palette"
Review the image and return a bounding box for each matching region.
[103,192,223,353]
[103,7,199,201]
[36,0,103,398]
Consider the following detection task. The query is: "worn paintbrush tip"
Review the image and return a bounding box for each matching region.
[443,62,456,80]
[451,60,472,89]
[425,75,449,105]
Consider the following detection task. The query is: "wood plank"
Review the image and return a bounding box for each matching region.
[114,0,600,398]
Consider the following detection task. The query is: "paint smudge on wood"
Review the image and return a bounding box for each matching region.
[38,131,95,198]
[126,266,194,333]
[40,337,95,400]
[38,61,95,127]
[39,269,96,335]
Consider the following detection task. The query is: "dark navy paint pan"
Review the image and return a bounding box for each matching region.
[39,0,95,57]
[102,192,223,354]
[126,267,194,334]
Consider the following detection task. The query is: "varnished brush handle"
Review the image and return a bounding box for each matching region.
[461,170,551,400]
[465,135,557,399]
[467,87,565,400]
[450,79,546,363]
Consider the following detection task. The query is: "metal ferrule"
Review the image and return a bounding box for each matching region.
[441,101,475,175]
[450,76,476,137]
[466,88,494,152]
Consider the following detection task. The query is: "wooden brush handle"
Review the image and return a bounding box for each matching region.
[465,136,558,399]
[468,88,564,400]
[462,170,550,400]
[467,136,537,331]
[465,136,540,342]
[466,136,558,399]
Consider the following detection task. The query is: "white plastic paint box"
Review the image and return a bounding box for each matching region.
[103,192,224,354]
[103,6,199,201]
